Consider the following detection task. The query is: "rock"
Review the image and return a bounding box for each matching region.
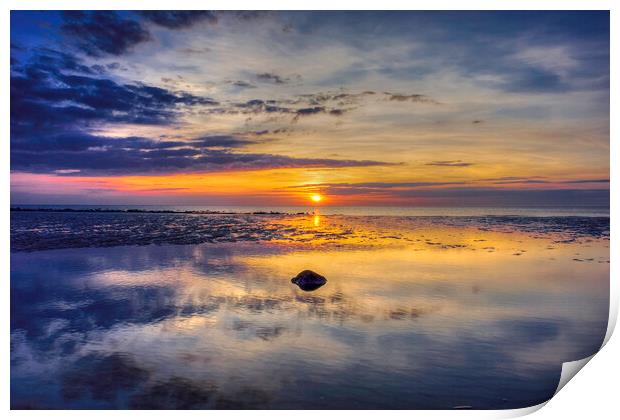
[291,270,327,291]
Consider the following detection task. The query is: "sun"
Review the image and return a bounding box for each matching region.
[311,194,322,203]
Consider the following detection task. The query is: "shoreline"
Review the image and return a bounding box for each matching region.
[10,207,300,216]
[10,211,610,253]
[9,207,610,218]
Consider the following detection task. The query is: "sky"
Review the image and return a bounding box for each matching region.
[10,11,610,207]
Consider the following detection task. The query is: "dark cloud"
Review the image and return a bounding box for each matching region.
[241,128,291,137]
[198,89,427,120]
[10,49,218,138]
[498,68,567,93]
[224,99,343,118]
[246,130,270,136]
[8,49,302,177]
[256,72,291,84]
[293,91,438,110]
[61,11,150,56]
[295,107,325,116]
[296,91,375,106]
[226,11,272,21]
[480,176,545,182]
[179,47,211,55]
[288,182,609,206]
[476,176,607,185]
[24,47,98,75]
[193,135,254,148]
[491,179,549,185]
[395,188,610,207]
[11,132,395,176]
[425,160,474,167]
[289,181,463,193]
[387,93,439,104]
[293,106,348,121]
[231,99,291,114]
[229,80,256,89]
[137,11,217,29]
[564,179,609,184]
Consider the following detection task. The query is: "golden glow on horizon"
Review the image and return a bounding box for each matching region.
[10,165,610,207]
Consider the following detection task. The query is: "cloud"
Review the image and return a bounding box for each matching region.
[225,11,272,21]
[10,49,218,138]
[11,132,395,176]
[286,181,462,196]
[61,11,150,56]
[480,176,544,182]
[564,179,609,184]
[392,188,610,207]
[292,181,462,189]
[477,176,609,185]
[296,91,375,106]
[292,106,349,121]
[190,89,436,121]
[228,80,256,89]
[14,49,361,177]
[207,98,348,120]
[295,107,325,116]
[386,93,439,104]
[491,179,549,185]
[498,68,568,93]
[192,135,254,148]
[288,182,609,206]
[137,11,218,29]
[255,72,290,84]
[425,160,474,167]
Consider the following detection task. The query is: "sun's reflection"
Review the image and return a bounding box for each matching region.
[313,214,320,227]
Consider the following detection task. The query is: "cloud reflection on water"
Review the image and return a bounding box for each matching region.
[10,226,608,409]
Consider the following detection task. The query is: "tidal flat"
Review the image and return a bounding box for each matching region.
[10,212,609,409]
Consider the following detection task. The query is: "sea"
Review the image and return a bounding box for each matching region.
[9,204,611,217]
[10,204,610,409]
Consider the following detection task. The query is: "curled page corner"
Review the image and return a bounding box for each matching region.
[602,297,618,347]
[554,354,595,396]
[498,401,548,418]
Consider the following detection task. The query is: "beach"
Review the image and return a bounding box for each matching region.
[10,210,609,409]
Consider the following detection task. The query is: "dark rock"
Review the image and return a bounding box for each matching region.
[291,270,327,291]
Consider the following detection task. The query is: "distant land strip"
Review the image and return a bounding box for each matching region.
[10,207,300,215]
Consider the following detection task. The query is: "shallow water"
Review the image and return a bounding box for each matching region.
[10,215,609,409]
[11,204,610,217]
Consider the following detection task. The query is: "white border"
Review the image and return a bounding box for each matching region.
[2,2,617,419]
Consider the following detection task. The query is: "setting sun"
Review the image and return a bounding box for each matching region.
[311,194,323,203]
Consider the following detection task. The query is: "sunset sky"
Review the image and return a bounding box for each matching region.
[10,11,609,207]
